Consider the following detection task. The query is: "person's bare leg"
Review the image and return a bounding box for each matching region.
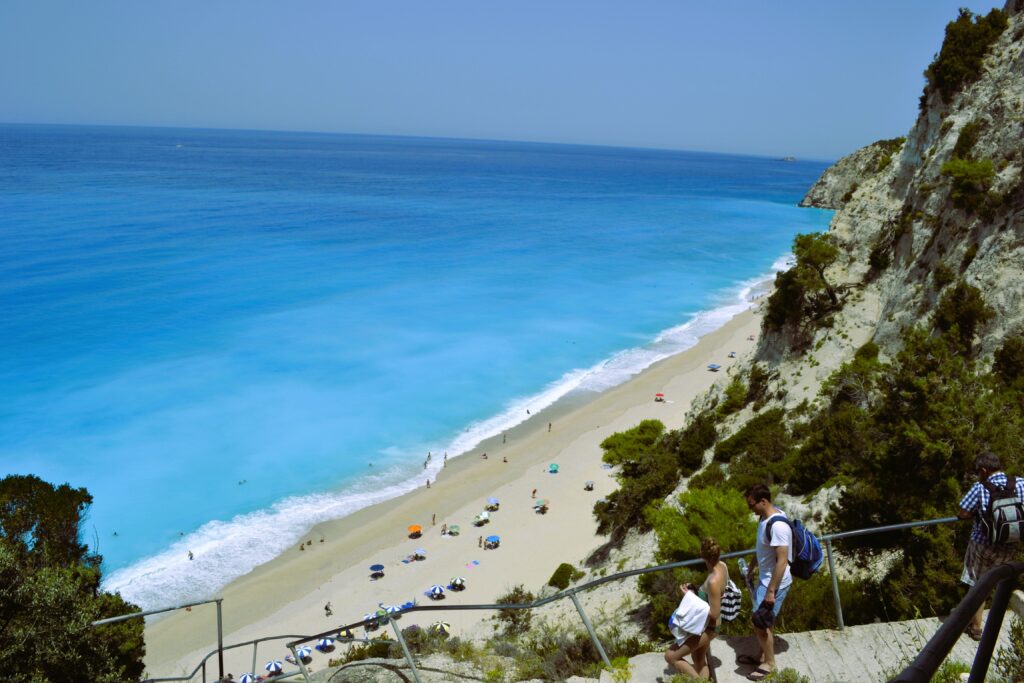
[970,602,985,633]
[754,626,775,672]
[666,642,700,677]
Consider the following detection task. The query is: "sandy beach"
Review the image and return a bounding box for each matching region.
[143,306,762,678]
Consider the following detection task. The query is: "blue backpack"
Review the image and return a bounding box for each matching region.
[765,515,824,580]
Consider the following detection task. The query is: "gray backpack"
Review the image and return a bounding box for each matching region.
[980,475,1024,544]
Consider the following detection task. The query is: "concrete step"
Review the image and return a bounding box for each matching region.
[608,612,1018,683]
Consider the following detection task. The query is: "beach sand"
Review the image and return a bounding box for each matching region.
[143,307,761,678]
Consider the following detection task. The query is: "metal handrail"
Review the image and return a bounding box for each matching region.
[893,560,1023,683]
[142,515,966,683]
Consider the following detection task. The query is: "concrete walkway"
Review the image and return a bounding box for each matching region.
[606,612,1019,683]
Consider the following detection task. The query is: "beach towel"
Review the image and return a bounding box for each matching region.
[668,591,709,644]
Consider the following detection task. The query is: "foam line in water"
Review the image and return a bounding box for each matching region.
[104,261,792,610]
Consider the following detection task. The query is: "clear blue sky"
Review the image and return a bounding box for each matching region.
[0,1,1006,160]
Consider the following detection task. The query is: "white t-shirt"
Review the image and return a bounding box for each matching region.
[756,511,793,590]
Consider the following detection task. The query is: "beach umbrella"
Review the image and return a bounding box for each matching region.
[428,584,445,598]
[316,637,335,652]
[549,464,559,473]
[369,563,385,571]
[485,535,500,543]
[655,393,664,397]
[337,627,354,640]
[296,646,312,659]
[363,613,379,630]
[408,524,422,537]
[415,548,427,556]
[448,524,460,535]
[265,660,283,674]
[240,674,257,683]
[533,499,549,508]
[449,576,466,590]
[385,604,403,619]
[429,621,451,637]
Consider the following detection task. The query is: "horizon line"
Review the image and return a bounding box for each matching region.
[0,120,841,165]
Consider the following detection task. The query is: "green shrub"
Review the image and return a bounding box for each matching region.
[714,408,788,464]
[840,183,858,203]
[762,669,809,683]
[594,420,680,536]
[763,233,843,345]
[960,243,978,272]
[718,375,748,416]
[746,363,775,409]
[994,333,1024,388]
[495,585,535,636]
[548,562,584,590]
[687,461,726,490]
[932,262,955,289]
[932,660,971,683]
[941,156,995,212]
[933,280,994,350]
[952,119,984,159]
[662,410,718,475]
[922,8,1008,106]
[993,616,1024,683]
[647,486,756,563]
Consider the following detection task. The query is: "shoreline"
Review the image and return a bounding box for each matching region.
[143,302,764,677]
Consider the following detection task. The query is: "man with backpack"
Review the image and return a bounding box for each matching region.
[740,483,792,681]
[957,451,1024,640]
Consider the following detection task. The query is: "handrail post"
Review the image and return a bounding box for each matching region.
[967,575,1016,683]
[201,660,206,683]
[569,590,612,669]
[215,599,224,683]
[390,617,423,683]
[289,645,313,683]
[250,641,257,682]
[824,537,844,630]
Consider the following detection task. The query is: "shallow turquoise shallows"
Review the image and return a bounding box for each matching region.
[0,124,831,607]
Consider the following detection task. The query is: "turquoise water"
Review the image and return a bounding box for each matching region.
[0,125,830,607]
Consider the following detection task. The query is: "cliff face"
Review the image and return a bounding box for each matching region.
[797,0,1024,360]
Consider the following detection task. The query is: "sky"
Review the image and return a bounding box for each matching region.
[0,1,1007,160]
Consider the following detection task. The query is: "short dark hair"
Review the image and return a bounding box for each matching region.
[974,451,1002,472]
[744,483,772,503]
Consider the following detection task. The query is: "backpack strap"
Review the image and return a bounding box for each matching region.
[764,514,790,544]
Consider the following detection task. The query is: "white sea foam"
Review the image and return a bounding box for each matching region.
[105,262,792,611]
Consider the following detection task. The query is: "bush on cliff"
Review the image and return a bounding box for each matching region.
[922,8,1008,107]
[661,409,718,475]
[764,232,844,348]
[933,279,994,351]
[593,420,679,537]
[940,157,995,212]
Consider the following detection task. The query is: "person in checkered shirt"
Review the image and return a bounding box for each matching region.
[957,451,1024,640]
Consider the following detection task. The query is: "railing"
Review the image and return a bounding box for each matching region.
[893,560,1023,683]
[139,515,991,683]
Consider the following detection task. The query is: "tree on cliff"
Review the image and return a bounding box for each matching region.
[764,232,844,347]
[0,475,145,682]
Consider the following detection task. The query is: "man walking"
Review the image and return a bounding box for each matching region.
[957,451,1024,640]
[740,483,792,681]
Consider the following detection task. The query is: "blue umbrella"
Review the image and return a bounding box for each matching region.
[240,674,257,683]
[486,535,500,543]
[316,637,335,652]
[428,584,445,598]
[400,600,416,610]
[296,646,312,659]
[369,563,385,571]
[415,548,427,556]
[385,604,403,619]
[487,497,499,504]
[265,660,283,673]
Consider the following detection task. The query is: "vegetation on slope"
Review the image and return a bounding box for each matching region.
[0,475,145,682]
[921,8,1008,108]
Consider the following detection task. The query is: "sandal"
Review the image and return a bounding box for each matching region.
[737,654,762,666]
[747,667,773,681]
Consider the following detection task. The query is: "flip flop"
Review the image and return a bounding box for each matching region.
[736,654,762,666]
[747,667,773,681]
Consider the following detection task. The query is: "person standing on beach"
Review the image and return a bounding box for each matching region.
[187,550,193,561]
[531,488,537,498]
[324,602,333,618]
[548,422,552,432]
[741,484,792,681]
[478,536,483,548]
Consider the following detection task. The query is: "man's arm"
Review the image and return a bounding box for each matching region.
[957,507,974,520]
[765,544,788,604]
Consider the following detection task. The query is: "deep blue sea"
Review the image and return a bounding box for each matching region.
[0,124,830,608]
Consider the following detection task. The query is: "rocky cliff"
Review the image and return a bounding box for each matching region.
[798,0,1024,359]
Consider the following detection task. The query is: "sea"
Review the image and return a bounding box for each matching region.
[0,124,831,609]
